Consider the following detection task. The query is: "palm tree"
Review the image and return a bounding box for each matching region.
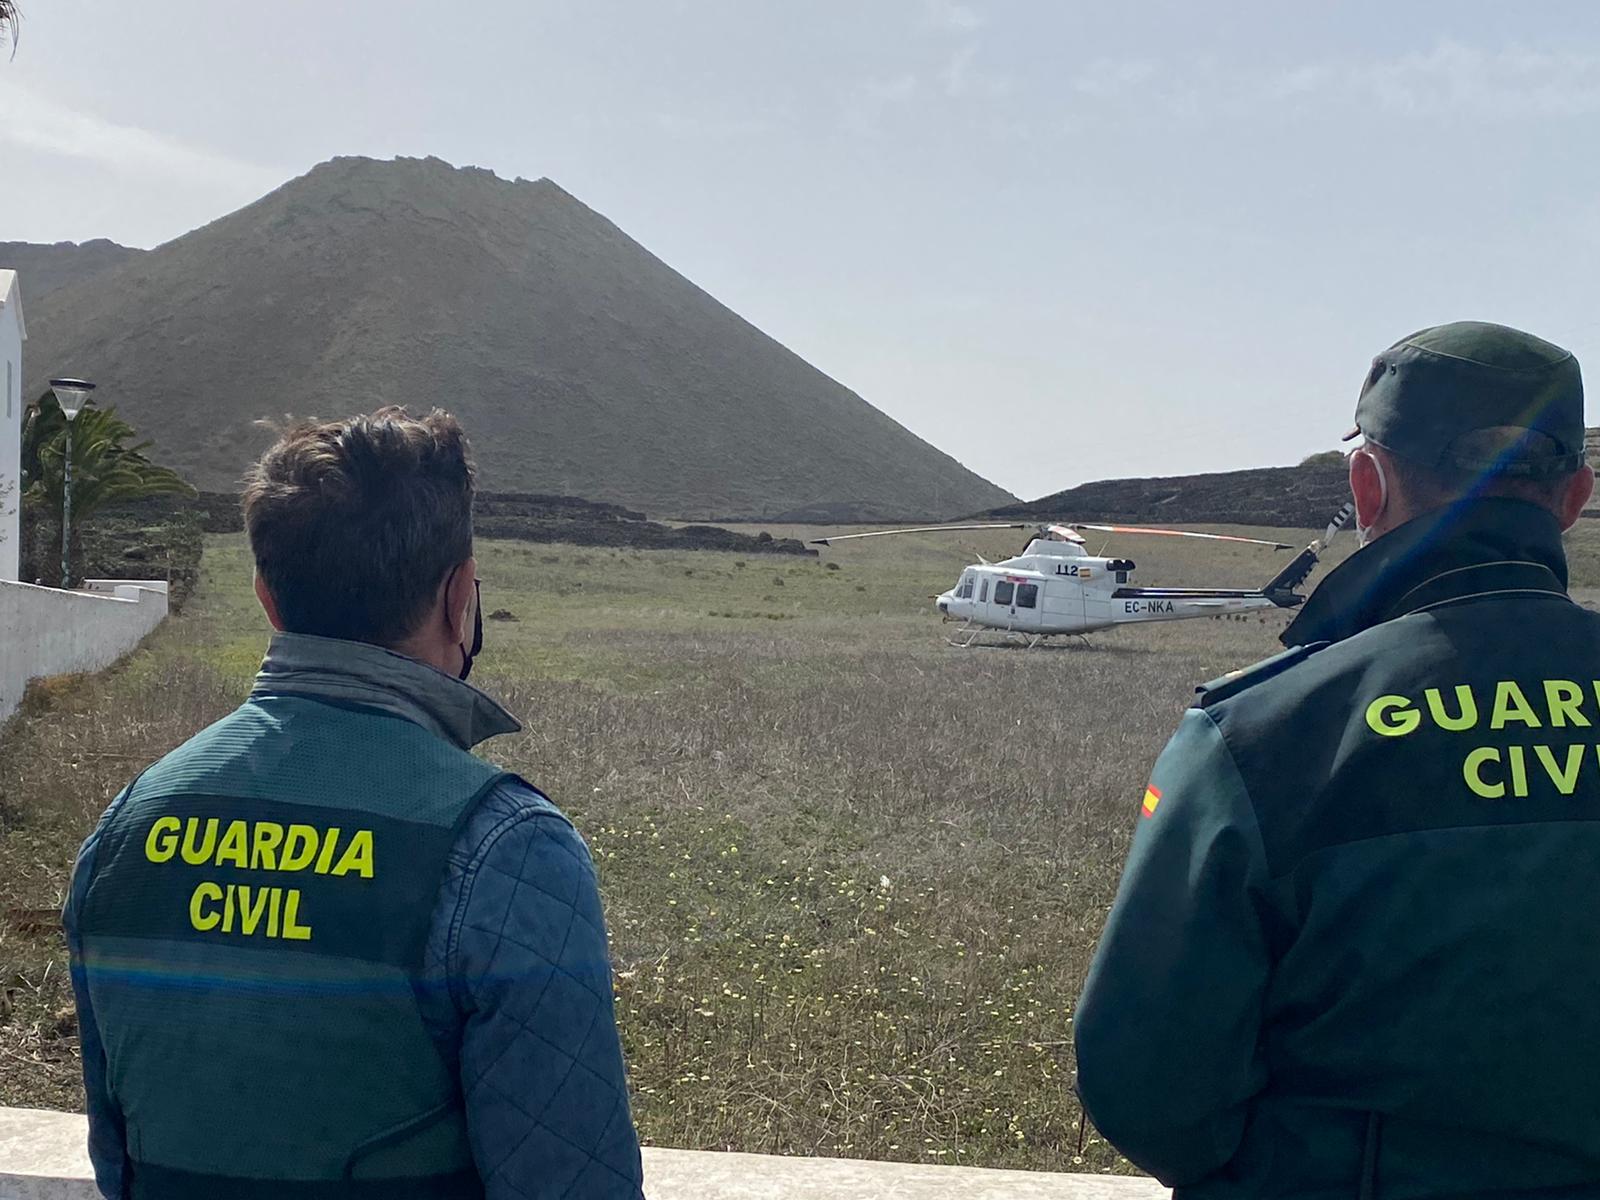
[22,389,194,583]
[1,1,18,53]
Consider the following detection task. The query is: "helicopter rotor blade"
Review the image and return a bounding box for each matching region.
[1068,523,1292,551]
[1321,501,1356,547]
[1043,524,1087,544]
[810,523,1029,546]
[1262,501,1360,602]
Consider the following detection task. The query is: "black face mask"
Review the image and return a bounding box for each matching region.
[447,568,484,681]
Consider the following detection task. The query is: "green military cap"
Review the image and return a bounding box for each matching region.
[1343,321,1586,478]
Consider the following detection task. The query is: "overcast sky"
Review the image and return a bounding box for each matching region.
[4,1,1600,499]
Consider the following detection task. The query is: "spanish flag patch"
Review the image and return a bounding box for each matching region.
[1141,785,1162,819]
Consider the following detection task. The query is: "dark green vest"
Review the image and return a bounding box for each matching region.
[76,694,508,1199]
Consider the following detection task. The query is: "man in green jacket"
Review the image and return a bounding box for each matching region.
[1075,322,1600,1197]
[66,408,642,1198]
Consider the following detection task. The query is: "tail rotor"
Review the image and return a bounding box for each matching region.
[1262,502,1356,606]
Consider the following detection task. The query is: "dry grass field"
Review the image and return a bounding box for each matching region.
[4,518,1598,1175]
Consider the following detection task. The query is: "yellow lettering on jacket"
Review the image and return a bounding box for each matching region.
[1508,745,1529,796]
[214,820,249,869]
[250,822,285,871]
[282,890,313,941]
[1536,744,1586,795]
[153,817,377,944]
[187,882,310,941]
[1363,681,1600,738]
[190,881,224,931]
[314,828,342,875]
[280,825,320,872]
[1491,681,1542,730]
[146,816,182,863]
[237,886,271,936]
[1367,695,1421,737]
[1464,748,1505,799]
[1545,681,1591,729]
[1424,686,1478,732]
[330,830,374,879]
[181,818,219,865]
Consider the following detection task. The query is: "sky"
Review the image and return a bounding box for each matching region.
[4,0,1600,500]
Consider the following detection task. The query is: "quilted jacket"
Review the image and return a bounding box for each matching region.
[65,633,645,1199]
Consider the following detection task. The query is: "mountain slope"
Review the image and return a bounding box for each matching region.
[993,432,1600,529]
[988,460,1352,529]
[19,156,1012,519]
[0,240,146,306]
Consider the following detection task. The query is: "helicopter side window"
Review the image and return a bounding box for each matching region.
[994,581,1015,606]
[979,578,989,603]
[958,575,974,599]
[1015,583,1038,609]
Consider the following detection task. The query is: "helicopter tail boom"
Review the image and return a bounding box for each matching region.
[1261,501,1358,606]
[1261,548,1320,607]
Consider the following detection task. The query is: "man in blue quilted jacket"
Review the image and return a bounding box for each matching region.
[63,407,644,1199]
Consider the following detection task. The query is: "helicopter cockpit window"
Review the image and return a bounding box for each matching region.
[1015,583,1038,609]
[979,579,989,603]
[957,574,974,600]
[994,580,1015,606]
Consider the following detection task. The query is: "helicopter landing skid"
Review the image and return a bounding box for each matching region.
[947,621,986,648]
[947,624,1089,650]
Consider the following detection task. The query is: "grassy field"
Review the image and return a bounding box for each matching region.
[3,518,1597,1174]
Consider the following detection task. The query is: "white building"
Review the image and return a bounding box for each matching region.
[0,269,25,581]
[0,268,172,724]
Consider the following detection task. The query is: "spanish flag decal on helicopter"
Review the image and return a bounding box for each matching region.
[1141,785,1162,819]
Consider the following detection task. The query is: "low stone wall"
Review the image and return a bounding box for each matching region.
[0,579,168,724]
[0,1108,1167,1199]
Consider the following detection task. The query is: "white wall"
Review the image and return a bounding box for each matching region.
[0,281,22,583]
[0,580,169,724]
[0,1106,1168,1200]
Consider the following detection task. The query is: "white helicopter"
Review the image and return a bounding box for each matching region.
[813,504,1355,647]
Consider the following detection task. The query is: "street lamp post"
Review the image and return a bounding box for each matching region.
[49,378,95,589]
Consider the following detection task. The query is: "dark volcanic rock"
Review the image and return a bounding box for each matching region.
[988,461,1353,529]
[195,488,815,555]
[17,156,1012,520]
[0,239,146,305]
[996,429,1600,529]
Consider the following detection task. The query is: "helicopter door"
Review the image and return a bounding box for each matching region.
[992,579,1015,623]
[1012,581,1044,630]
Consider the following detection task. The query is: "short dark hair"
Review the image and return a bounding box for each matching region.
[1378,428,1577,513]
[243,408,475,646]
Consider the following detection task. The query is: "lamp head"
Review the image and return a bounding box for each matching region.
[48,378,96,421]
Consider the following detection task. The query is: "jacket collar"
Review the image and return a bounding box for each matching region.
[1282,497,1570,648]
[251,632,521,751]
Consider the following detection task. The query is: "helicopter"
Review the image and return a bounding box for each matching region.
[812,503,1355,647]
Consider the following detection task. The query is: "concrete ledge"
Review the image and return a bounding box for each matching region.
[0,1107,1165,1198]
[0,579,168,723]
[79,579,169,601]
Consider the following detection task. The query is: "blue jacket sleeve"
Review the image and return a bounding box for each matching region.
[445,783,644,1199]
[63,789,132,1200]
[1073,708,1273,1185]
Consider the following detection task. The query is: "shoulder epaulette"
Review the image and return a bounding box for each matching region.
[1195,641,1329,708]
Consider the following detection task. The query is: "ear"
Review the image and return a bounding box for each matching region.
[1349,449,1388,531]
[1557,466,1595,531]
[254,573,286,632]
[443,557,478,643]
